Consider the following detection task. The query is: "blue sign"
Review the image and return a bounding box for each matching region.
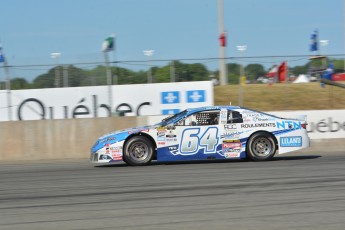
[187,90,206,103]
[280,136,302,147]
[161,91,180,104]
[162,109,180,115]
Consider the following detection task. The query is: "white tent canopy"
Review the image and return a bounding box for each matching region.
[293,74,310,83]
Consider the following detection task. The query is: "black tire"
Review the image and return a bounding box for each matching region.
[123,136,154,166]
[246,132,276,161]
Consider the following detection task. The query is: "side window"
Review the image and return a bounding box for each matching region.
[175,110,220,126]
[227,110,243,124]
[196,111,219,126]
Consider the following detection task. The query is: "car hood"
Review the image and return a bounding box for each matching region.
[91,124,158,152]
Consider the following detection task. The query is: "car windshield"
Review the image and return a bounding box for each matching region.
[157,110,188,126]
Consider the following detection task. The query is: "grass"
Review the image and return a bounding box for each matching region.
[214,82,345,111]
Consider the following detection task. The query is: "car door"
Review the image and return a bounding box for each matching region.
[166,109,221,161]
[218,109,244,159]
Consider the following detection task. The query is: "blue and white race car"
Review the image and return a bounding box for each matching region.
[90,106,310,165]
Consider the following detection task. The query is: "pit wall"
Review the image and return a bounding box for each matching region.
[1,110,344,162]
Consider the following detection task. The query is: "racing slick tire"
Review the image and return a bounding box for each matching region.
[124,136,154,166]
[246,132,276,161]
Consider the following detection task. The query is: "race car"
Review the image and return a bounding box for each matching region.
[90,106,310,165]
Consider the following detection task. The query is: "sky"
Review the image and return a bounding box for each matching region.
[0,0,344,82]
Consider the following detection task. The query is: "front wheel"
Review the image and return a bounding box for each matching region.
[246,132,276,161]
[123,136,154,166]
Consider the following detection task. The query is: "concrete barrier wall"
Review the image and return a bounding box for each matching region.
[0,117,145,162]
[0,116,344,162]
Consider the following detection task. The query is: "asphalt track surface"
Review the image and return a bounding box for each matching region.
[1,151,345,230]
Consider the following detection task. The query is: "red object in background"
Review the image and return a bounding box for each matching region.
[266,66,278,78]
[332,73,345,81]
[278,62,287,82]
[219,32,226,47]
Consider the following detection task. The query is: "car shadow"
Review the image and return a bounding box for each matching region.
[272,155,321,161]
[94,155,321,168]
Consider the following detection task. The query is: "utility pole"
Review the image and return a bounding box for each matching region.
[102,34,115,116]
[218,0,228,85]
[143,50,154,83]
[51,52,61,88]
[0,46,12,121]
[3,59,12,121]
[236,45,247,106]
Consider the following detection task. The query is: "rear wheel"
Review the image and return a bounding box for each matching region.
[123,136,153,166]
[246,132,276,161]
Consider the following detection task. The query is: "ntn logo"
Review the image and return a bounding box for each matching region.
[276,120,301,129]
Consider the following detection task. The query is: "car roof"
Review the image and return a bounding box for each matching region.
[186,106,241,114]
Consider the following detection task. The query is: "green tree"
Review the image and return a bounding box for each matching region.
[187,63,209,81]
[245,64,265,80]
[86,65,107,85]
[11,78,31,89]
[67,66,88,87]
[226,63,241,84]
[32,68,56,88]
[290,65,308,76]
[332,59,344,73]
[155,65,170,82]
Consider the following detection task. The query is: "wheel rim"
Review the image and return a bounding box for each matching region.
[128,141,149,162]
[252,137,272,157]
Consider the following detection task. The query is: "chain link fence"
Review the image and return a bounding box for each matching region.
[1,54,345,111]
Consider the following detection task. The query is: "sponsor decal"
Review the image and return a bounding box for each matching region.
[158,142,166,145]
[110,146,122,150]
[186,90,206,103]
[99,137,115,143]
[221,132,240,139]
[276,121,301,130]
[225,152,240,158]
[166,130,176,138]
[243,117,252,123]
[223,139,241,143]
[224,124,237,131]
[157,131,166,141]
[110,146,122,153]
[241,123,276,128]
[220,109,227,124]
[242,112,260,117]
[252,117,274,122]
[223,140,242,158]
[157,131,165,137]
[112,153,122,160]
[222,142,242,149]
[166,138,178,142]
[280,136,302,147]
[128,128,150,134]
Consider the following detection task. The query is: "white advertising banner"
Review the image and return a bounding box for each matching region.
[270,110,345,139]
[0,81,213,121]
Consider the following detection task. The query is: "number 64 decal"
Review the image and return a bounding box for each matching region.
[180,127,219,155]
